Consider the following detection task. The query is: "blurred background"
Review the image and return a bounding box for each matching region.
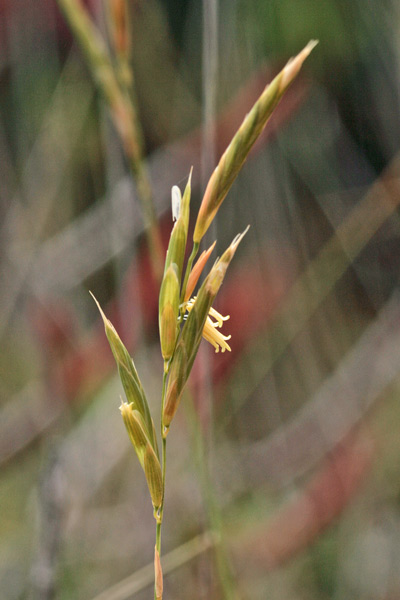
[2,0,400,598]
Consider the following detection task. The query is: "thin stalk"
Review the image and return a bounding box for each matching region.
[155,521,162,551]
[154,519,162,600]
[186,394,240,600]
[56,0,163,280]
[107,0,133,94]
[91,531,217,600]
[154,368,168,599]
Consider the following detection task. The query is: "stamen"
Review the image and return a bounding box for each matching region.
[208,306,230,326]
[184,297,232,353]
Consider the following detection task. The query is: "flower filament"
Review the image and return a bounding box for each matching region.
[184,298,231,353]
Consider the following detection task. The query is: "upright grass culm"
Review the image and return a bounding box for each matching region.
[57,0,164,279]
[89,40,317,599]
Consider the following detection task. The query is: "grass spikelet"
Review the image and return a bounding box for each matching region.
[193,41,318,244]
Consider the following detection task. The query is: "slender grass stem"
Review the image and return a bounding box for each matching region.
[154,518,162,600]
[56,0,163,280]
[154,368,168,599]
[186,393,240,600]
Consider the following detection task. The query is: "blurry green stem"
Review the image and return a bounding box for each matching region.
[186,394,240,600]
[107,0,133,93]
[56,0,163,280]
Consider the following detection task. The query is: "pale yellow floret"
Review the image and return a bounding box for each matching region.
[202,316,231,352]
[185,298,231,353]
[208,305,230,327]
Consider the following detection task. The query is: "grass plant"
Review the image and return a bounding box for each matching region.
[72,22,317,596]
[3,2,400,599]
[56,3,316,599]
[54,5,317,598]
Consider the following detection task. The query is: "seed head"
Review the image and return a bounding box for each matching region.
[163,340,188,432]
[144,445,163,509]
[193,42,317,243]
[120,401,163,508]
[162,227,249,431]
[159,264,180,361]
[184,241,216,303]
[90,292,157,452]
